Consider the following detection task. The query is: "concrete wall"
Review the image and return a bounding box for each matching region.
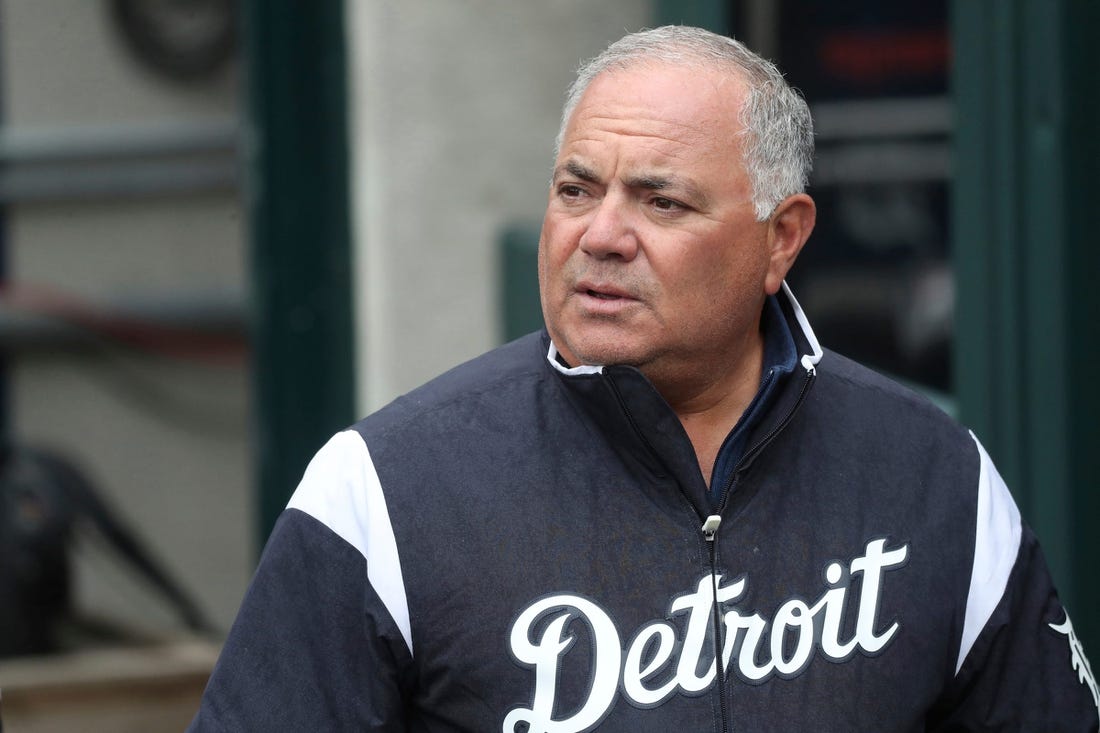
[0,0,655,651]
[347,0,652,413]
[0,0,249,636]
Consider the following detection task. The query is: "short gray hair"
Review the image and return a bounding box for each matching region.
[556,26,814,221]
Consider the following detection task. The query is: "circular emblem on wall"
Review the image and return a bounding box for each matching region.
[111,0,237,82]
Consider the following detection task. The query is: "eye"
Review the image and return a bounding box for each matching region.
[650,196,686,214]
[557,183,587,200]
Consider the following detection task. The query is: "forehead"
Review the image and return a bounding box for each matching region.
[560,61,750,167]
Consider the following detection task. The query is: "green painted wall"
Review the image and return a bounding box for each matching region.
[245,0,356,547]
[952,0,1099,652]
[655,0,732,34]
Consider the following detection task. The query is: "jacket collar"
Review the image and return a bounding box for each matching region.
[543,283,822,516]
[545,282,821,378]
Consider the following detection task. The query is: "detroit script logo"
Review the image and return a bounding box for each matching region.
[503,537,909,733]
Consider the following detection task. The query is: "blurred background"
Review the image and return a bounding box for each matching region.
[0,1,1094,730]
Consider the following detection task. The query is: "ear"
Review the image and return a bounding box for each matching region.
[764,193,816,295]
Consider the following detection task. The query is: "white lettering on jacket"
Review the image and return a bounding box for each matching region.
[502,538,908,733]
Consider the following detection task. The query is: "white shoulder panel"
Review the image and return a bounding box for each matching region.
[956,433,1022,674]
[287,430,413,657]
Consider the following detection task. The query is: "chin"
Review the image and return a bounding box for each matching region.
[568,340,651,369]
[549,318,656,368]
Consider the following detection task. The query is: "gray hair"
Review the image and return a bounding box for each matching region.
[556,26,814,221]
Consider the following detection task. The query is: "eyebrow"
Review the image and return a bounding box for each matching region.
[554,158,712,209]
[625,172,711,209]
[554,159,601,184]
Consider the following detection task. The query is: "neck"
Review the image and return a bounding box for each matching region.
[650,332,765,488]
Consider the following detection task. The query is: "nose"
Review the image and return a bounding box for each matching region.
[578,194,639,261]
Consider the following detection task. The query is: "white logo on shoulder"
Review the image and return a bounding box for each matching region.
[503,538,908,733]
[1050,611,1100,713]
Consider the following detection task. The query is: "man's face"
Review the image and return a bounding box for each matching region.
[538,62,777,394]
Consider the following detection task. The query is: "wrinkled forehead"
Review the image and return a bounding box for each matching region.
[555,63,756,199]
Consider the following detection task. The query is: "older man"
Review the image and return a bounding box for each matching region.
[191,26,1099,732]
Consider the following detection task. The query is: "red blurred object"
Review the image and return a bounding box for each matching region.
[820,29,949,84]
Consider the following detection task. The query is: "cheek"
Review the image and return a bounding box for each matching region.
[657,243,730,294]
[536,241,556,298]
[660,245,767,322]
[537,238,571,323]
[536,236,549,287]
[537,219,578,284]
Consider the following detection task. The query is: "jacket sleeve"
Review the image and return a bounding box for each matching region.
[188,432,414,732]
[931,437,1100,731]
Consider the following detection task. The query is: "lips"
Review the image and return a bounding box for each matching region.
[570,281,641,317]
[576,281,634,301]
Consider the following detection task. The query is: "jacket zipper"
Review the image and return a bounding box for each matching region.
[706,366,814,732]
[702,514,728,733]
[608,366,815,732]
[607,374,733,730]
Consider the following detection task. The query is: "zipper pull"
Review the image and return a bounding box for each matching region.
[701,515,722,542]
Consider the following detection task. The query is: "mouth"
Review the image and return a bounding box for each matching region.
[576,281,634,301]
[572,282,640,316]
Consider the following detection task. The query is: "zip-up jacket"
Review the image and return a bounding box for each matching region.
[190,287,1100,732]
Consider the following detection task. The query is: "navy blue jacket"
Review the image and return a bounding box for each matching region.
[190,287,1099,731]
